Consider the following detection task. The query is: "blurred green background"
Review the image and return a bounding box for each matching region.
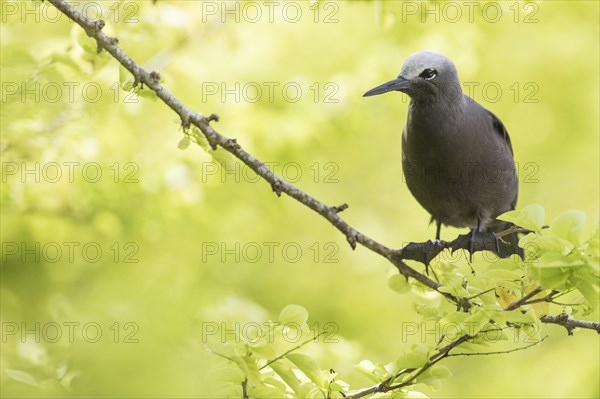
[1,0,599,397]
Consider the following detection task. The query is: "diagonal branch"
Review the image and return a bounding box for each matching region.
[46,0,455,305]
[46,0,600,335]
[346,332,548,399]
[345,334,473,399]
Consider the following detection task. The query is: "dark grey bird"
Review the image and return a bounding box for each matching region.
[364,50,522,259]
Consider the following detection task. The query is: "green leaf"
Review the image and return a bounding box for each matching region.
[536,252,585,268]
[355,360,382,382]
[211,148,237,173]
[137,87,158,101]
[439,275,469,297]
[222,339,246,356]
[177,136,191,150]
[191,125,212,152]
[574,267,600,290]
[396,351,427,370]
[415,366,444,391]
[329,379,350,394]
[263,377,288,391]
[550,210,586,246]
[215,384,243,398]
[4,368,39,387]
[573,278,599,310]
[388,274,411,294]
[249,384,288,398]
[519,323,542,342]
[438,313,468,339]
[249,341,277,359]
[354,360,379,382]
[79,34,98,55]
[430,365,451,379]
[529,236,574,255]
[461,310,490,335]
[270,361,301,392]
[355,360,395,382]
[498,204,545,232]
[122,81,136,92]
[585,251,600,274]
[279,304,309,332]
[493,310,536,324]
[414,366,443,390]
[487,258,523,271]
[208,362,246,383]
[296,383,324,399]
[286,353,323,387]
[479,268,523,282]
[479,328,508,343]
[232,355,261,386]
[410,343,430,355]
[412,303,442,320]
[535,266,568,289]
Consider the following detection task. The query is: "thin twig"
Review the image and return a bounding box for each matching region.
[464,287,498,301]
[46,0,600,335]
[45,0,461,307]
[520,290,559,306]
[345,334,472,399]
[446,335,548,357]
[241,378,249,399]
[504,287,543,311]
[260,331,327,370]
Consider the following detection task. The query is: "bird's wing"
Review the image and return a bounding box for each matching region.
[486,110,514,155]
[484,109,518,210]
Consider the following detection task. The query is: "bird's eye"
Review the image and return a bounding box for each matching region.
[420,68,437,80]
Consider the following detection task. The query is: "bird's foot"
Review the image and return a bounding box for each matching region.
[396,239,447,275]
[451,230,502,263]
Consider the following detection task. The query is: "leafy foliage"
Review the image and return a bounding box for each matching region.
[210,208,599,397]
[2,1,598,398]
[209,305,351,399]
[501,206,599,314]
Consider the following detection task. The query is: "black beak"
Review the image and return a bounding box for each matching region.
[363,76,411,97]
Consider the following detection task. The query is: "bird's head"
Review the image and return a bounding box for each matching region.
[363,50,462,104]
